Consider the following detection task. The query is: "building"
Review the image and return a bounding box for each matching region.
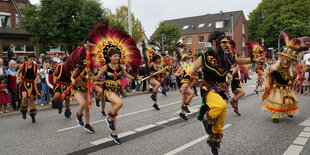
[164,10,249,57]
[0,0,65,61]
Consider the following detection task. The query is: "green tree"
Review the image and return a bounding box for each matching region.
[108,6,145,42]
[248,0,310,48]
[22,0,106,52]
[150,22,181,54]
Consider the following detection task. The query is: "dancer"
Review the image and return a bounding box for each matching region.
[174,56,195,120]
[148,54,164,110]
[261,32,308,123]
[190,31,266,154]
[52,56,72,118]
[18,54,41,123]
[65,21,142,144]
[71,65,95,133]
[248,42,266,95]
[94,48,140,144]
[230,64,245,116]
[93,69,106,117]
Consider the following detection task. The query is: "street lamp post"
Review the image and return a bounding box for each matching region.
[277,22,310,52]
[161,34,166,54]
[128,0,132,36]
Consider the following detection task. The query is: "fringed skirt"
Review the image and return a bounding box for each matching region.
[262,87,298,117]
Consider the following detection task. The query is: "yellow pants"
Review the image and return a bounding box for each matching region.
[205,90,227,134]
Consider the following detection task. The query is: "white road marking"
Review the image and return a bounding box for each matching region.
[163,124,232,155]
[168,117,179,121]
[283,145,303,155]
[299,120,310,126]
[118,130,136,138]
[134,124,157,132]
[155,120,169,125]
[90,138,111,145]
[90,130,136,145]
[57,97,200,132]
[304,127,310,132]
[299,132,310,138]
[90,110,200,146]
[283,118,310,155]
[293,137,309,145]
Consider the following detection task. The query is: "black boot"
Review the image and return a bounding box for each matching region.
[30,115,36,123]
[64,109,72,118]
[273,118,280,123]
[202,113,216,136]
[207,134,222,155]
[29,108,37,123]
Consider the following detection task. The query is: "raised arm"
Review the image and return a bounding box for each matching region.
[94,65,108,81]
[120,65,135,81]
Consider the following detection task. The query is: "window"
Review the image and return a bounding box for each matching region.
[198,23,205,28]
[14,45,26,52]
[0,12,11,28]
[182,25,189,30]
[198,36,204,44]
[208,23,212,27]
[16,14,20,28]
[50,45,61,52]
[242,23,245,34]
[186,37,192,44]
[26,45,35,52]
[215,21,223,28]
[242,36,246,47]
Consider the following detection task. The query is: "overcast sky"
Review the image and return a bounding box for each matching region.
[29,0,262,38]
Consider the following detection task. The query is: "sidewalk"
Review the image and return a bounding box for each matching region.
[0,91,151,118]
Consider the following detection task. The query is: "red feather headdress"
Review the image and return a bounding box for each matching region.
[247,42,266,59]
[64,21,142,75]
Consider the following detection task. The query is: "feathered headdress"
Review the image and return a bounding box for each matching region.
[278,31,310,60]
[64,21,142,75]
[247,42,266,59]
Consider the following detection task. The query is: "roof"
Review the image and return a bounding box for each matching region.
[163,10,244,35]
[0,28,30,38]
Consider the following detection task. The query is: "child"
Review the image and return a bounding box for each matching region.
[0,76,11,114]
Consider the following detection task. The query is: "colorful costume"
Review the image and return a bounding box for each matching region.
[248,42,266,94]
[261,32,309,122]
[103,64,122,97]
[198,46,236,149]
[54,64,72,97]
[18,61,40,118]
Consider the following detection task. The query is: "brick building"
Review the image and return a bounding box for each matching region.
[0,0,34,59]
[164,10,249,57]
[0,0,65,61]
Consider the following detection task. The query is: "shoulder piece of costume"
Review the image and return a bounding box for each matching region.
[64,21,142,75]
[201,48,229,78]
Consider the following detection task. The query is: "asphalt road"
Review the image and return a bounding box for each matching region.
[1,79,310,155]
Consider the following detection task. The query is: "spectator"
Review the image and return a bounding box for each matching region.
[39,62,51,106]
[38,53,46,65]
[52,53,62,63]
[170,71,177,91]
[0,75,11,114]
[0,58,7,76]
[7,60,18,110]
[7,44,16,61]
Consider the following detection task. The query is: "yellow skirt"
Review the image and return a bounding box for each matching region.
[263,87,298,117]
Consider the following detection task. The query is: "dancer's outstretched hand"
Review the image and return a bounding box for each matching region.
[254,57,267,63]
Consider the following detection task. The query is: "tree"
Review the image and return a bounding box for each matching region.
[22,0,106,52]
[248,0,310,48]
[150,22,181,54]
[108,6,145,42]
